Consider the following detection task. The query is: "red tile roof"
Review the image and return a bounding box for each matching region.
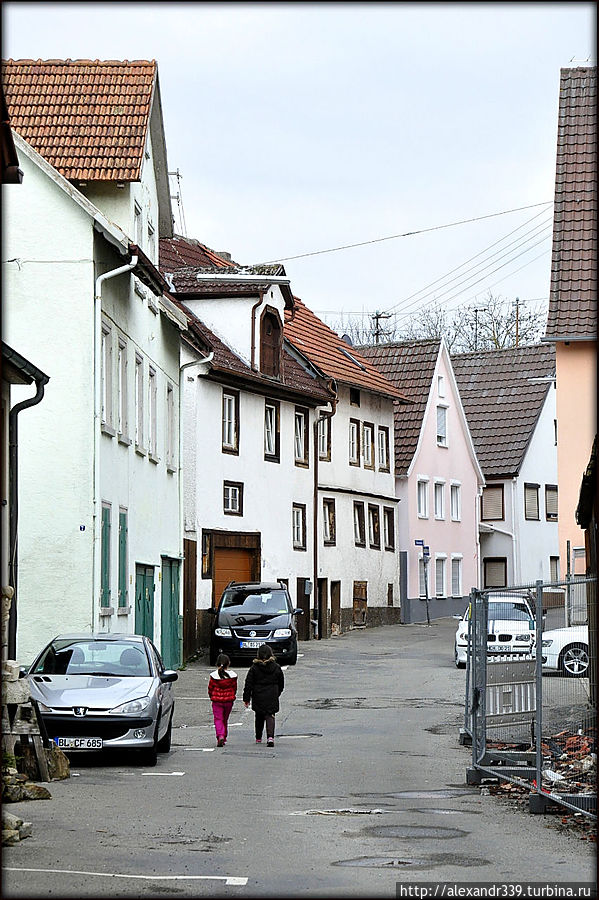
[284,298,407,401]
[2,58,157,181]
[359,340,439,475]
[452,344,556,478]
[545,67,597,340]
[160,235,236,271]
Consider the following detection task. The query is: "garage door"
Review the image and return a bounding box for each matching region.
[213,548,254,605]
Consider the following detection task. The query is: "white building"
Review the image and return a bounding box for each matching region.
[3,60,187,665]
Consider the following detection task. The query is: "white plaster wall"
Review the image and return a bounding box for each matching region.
[3,159,96,663]
[479,479,517,584]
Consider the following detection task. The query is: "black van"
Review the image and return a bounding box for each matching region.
[209,582,303,666]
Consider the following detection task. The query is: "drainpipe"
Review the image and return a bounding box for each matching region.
[93,256,137,632]
[250,291,265,371]
[8,372,50,659]
[312,380,338,639]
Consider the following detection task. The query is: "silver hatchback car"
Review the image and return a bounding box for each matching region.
[26,633,177,766]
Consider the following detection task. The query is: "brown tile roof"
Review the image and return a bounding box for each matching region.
[171,296,332,405]
[166,266,274,296]
[359,340,440,476]
[452,344,556,478]
[2,58,157,182]
[545,67,597,340]
[284,298,407,401]
[160,236,236,271]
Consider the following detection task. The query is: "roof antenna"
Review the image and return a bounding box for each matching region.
[168,168,187,237]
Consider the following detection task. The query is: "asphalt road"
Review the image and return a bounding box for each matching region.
[2,618,595,898]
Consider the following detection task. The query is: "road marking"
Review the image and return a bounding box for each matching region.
[141,771,186,776]
[4,867,247,886]
[172,747,215,752]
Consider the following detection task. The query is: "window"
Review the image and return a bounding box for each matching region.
[318,415,331,461]
[383,507,395,551]
[550,556,560,581]
[438,375,445,398]
[435,557,446,598]
[377,426,390,472]
[545,485,558,521]
[260,309,282,377]
[224,481,243,515]
[484,557,507,588]
[292,503,306,550]
[166,382,175,470]
[450,483,461,521]
[524,483,540,520]
[481,484,504,521]
[135,353,144,449]
[134,202,142,245]
[350,387,360,407]
[323,499,336,545]
[434,481,445,519]
[222,390,239,453]
[147,222,155,262]
[148,367,157,460]
[417,479,429,518]
[264,400,280,462]
[294,407,309,465]
[349,419,360,465]
[353,502,366,546]
[418,558,427,598]
[451,557,462,598]
[117,339,128,439]
[436,405,447,446]
[363,423,375,469]
[368,504,380,549]
[118,508,128,608]
[387,584,394,607]
[101,503,111,608]
[101,323,113,429]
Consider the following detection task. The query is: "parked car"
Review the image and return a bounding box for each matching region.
[209,582,302,666]
[454,593,536,668]
[26,633,177,766]
[541,624,589,677]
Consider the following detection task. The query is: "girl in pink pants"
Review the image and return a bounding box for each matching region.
[208,654,238,747]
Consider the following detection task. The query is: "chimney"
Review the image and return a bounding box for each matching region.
[217,251,232,262]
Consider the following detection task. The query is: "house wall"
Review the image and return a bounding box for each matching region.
[400,348,482,623]
[555,340,597,574]
[479,479,517,585]
[3,156,96,663]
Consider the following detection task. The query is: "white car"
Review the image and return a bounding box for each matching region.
[454,594,535,668]
[541,625,589,677]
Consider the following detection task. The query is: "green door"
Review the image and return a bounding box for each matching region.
[161,558,180,670]
[135,565,155,640]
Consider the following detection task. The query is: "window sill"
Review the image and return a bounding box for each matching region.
[135,444,147,458]
[265,455,281,464]
[149,452,160,465]
[101,423,116,438]
[148,296,159,315]
[384,545,395,552]
[222,446,240,456]
[294,460,309,468]
[118,433,132,447]
[293,545,307,552]
[99,606,114,617]
[323,540,336,547]
[166,463,177,474]
[354,542,366,549]
[117,605,131,616]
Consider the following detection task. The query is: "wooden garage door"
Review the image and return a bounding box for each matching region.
[213,548,254,606]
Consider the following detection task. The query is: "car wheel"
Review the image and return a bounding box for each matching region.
[287,648,298,666]
[157,708,173,752]
[454,644,465,669]
[559,643,589,677]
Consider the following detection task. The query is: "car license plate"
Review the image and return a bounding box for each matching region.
[240,641,262,649]
[54,737,103,750]
[489,645,511,653]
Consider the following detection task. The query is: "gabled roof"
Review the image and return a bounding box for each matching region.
[284,298,407,401]
[359,340,440,474]
[545,67,597,341]
[451,344,556,479]
[3,58,157,183]
[160,235,236,271]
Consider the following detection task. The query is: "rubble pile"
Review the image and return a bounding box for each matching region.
[540,728,596,797]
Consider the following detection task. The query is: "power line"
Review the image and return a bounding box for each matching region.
[255,201,553,265]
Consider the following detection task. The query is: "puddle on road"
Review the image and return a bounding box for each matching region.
[302,698,462,710]
[382,789,476,800]
[290,808,385,816]
[364,824,468,839]
[333,853,490,870]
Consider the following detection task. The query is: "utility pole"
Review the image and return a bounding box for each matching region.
[372,310,392,344]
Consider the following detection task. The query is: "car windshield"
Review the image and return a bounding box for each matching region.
[221,588,290,615]
[31,640,151,677]
[488,602,533,622]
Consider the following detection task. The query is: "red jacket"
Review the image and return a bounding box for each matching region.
[208,670,238,703]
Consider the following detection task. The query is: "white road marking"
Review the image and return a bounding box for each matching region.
[141,771,186,776]
[172,747,215,752]
[4,867,247,886]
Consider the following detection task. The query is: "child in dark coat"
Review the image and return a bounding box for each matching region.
[243,644,285,747]
[208,653,238,747]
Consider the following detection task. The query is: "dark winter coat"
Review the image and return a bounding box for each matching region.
[243,658,285,714]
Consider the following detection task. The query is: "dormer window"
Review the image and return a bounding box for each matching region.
[260,308,282,377]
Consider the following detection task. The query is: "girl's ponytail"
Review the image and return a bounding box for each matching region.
[216,652,231,678]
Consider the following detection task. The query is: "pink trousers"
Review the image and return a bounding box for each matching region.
[212,700,234,742]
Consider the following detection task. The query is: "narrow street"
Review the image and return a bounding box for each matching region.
[3,620,595,898]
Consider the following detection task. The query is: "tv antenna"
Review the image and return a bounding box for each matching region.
[168,169,188,236]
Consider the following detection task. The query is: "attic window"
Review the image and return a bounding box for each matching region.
[260,308,282,378]
[350,388,360,407]
[340,347,367,371]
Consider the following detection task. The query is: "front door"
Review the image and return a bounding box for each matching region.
[135,565,155,640]
[183,538,197,660]
[296,577,310,641]
[317,578,328,639]
[161,557,180,670]
[331,581,341,634]
[353,580,368,626]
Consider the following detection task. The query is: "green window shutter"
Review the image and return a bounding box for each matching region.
[118,511,128,607]
[101,505,111,607]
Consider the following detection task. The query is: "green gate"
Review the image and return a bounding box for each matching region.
[161,557,180,669]
[135,565,155,640]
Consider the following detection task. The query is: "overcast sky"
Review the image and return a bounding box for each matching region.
[3,2,596,332]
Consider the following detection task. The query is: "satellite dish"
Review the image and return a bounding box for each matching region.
[341,334,353,346]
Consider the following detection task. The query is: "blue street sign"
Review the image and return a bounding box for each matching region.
[414,539,424,546]
[423,546,430,556]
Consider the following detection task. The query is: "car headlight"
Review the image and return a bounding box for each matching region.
[36,701,53,713]
[215,627,232,638]
[458,632,468,641]
[109,696,152,715]
[515,634,532,642]
[273,629,291,638]
[541,639,553,648]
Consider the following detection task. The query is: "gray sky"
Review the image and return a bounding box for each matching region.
[3,2,596,331]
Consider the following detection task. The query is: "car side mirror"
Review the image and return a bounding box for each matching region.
[292,608,304,615]
[160,670,178,683]
[19,666,28,679]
